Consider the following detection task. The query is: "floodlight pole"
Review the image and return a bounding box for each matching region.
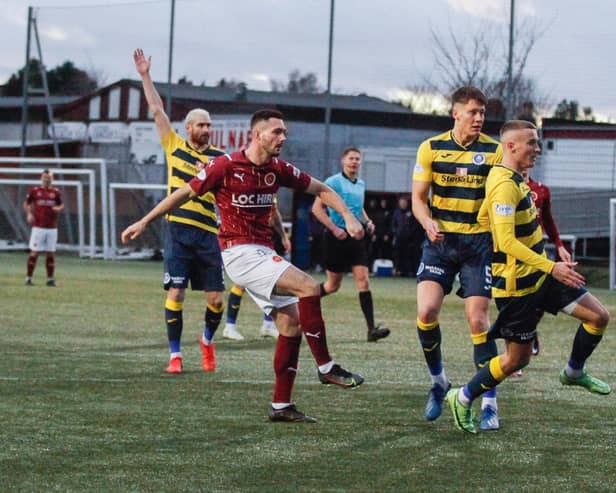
[166,0,176,118]
[20,6,33,158]
[323,0,335,178]
[505,0,515,119]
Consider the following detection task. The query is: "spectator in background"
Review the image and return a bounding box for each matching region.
[24,169,64,287]
[371,197,393,263]
[308,210,326,273]
[391,196,422,277]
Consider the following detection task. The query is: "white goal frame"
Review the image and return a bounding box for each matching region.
[109,182,167,260]
[0,178,85,255]
[0,157,110,258]
[0,167,96,257]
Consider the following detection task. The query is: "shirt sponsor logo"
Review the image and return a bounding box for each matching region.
[264,172,276,186]
[231,193,275,207]
[473,153,486,165]
[417,262,444,277]
[423,265,445,276]
[494,203,514,216]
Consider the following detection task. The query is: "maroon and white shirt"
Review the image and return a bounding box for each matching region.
[527,177,563,248]
[189,151,311,250]
[25,186,63,228]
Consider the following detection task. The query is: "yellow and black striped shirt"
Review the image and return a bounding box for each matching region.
[162,130,224,234]
[413,130,502,234]
[478,165,555,298]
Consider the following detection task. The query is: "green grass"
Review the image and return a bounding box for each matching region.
[1,252,616,492]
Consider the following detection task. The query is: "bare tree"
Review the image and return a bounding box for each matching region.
[420,18,552,118]
[270,69,321,94]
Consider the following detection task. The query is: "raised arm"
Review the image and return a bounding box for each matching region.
[306,178,364,240]
[133,48,172,140]
[121,184,195,243]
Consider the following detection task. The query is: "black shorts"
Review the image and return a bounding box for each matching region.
[489,274,587,343]
[163,221,225,292]
[416,232,493,298]
[323,231,370,273]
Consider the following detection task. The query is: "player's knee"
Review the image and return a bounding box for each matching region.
[167,289,185,303]
[591,305,610,330]
[207,292,224,309]
[503,352,531,374]
[276,313,301,337]
[417,307,439,324]
[327,280,341,293]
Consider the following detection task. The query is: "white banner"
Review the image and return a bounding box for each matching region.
[128,119,251,164]
[89,122,129,143]
[47,122,88,141]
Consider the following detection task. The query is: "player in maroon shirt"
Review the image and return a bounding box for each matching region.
[23,169,64,286]
[512,172,573,371]
[122,109,365,423]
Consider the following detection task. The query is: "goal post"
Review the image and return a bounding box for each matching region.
[0,157,110,258]
[0,167,96,257]
[0,178,86,255]
[109,182,167,260]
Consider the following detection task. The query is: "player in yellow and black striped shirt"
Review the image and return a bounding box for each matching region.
[134,48,225,375]
[445,120,611,434]
[412,86,502,430]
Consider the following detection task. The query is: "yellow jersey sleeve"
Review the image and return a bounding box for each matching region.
[161,129,183,155]
[413,140,433,182]
[489,180,554,273]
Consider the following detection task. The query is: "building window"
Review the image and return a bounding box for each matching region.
[108,87,121,119]
[128,87,140,119]
[89,96,101,120]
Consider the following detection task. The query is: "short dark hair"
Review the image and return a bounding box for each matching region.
[250,109,284,128]
[451,86,487,106]
[42,168,50,174]
[500,119,537,138]
[342,146,361,157]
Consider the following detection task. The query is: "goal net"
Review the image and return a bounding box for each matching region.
[0,175,88,256]
[109,183,167,260]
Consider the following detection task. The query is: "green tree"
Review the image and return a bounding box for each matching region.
[2,59,97,96]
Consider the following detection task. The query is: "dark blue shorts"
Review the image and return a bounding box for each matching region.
[416,232,492,298]
[163,221,225,292]
[490,275,587,343]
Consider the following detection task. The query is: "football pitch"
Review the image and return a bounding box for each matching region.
[1,251,616,492]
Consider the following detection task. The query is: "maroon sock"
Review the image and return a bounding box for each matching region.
[27,255,37,277]
[273,335,301,403]
[46,255,55,278]
[298,295,331,366]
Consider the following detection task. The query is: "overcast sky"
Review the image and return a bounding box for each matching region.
[2,0,615,120]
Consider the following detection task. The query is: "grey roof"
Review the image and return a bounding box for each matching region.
[123,79,412,114]
[0,96,80,108]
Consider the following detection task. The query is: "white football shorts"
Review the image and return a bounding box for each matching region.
[222,244,297,314]
[29,227,58,252]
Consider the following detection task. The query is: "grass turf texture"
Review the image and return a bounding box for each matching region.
[1,251,615,492]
